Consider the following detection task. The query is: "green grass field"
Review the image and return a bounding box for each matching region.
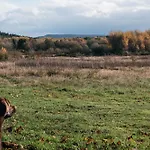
[1,56,150,150]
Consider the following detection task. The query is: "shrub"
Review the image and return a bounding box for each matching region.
[0,47,8,61]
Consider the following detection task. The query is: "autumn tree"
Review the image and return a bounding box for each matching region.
[0,47,8,61]
[108,32,124,54]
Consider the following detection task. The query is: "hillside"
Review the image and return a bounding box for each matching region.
[39,34,104,38]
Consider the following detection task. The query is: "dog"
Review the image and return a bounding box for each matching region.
[0,98,16,150]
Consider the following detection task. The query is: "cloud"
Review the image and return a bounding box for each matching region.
[0,1,18,13]
[0,0,150,36]
[0,1,18,21]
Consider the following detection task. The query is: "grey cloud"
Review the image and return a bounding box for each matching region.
[0,0,150,36]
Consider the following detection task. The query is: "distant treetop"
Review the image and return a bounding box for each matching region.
[0,31,21,38]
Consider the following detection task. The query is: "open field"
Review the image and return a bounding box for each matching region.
[1,56,150,149]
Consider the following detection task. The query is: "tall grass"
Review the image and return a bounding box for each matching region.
[16,55,150,69]
[0,56,149,81]
[0,56,149,87]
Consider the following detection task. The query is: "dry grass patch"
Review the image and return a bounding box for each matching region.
[0,56,150,86]
[16,55,150,69]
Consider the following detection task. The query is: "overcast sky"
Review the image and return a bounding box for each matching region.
[0,0,150,37]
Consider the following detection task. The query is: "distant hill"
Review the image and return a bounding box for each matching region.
[38,34,104,38]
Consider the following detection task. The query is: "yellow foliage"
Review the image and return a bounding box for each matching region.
[0,47,7,54]
[0,47,8,61]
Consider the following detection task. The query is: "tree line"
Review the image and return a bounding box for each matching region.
[0,30,150,57]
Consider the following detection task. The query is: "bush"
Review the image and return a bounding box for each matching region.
[0,47,8,61]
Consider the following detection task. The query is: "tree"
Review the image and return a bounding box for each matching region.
[17,38,27,50]
[44,39,55,50]
[0,47,8,61]
[108,32,124,54]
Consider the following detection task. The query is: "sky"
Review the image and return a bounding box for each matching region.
[0,0,150,37]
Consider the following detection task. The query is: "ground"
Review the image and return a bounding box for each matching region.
[1,56,150,150]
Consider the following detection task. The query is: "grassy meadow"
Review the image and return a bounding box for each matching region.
[1,56,150,150]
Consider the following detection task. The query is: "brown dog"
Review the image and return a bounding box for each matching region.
[0,98,16,150]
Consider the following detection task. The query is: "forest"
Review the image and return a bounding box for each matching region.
[0,30,150,60]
